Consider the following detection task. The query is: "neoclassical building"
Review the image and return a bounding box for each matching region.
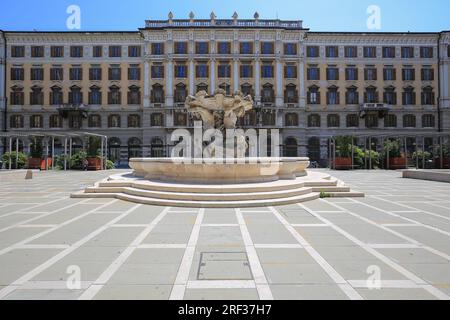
[1,13,449,166]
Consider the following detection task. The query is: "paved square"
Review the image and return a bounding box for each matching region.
[0,169,449,300]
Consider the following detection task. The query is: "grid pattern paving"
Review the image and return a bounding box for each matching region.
[0,169,449,300]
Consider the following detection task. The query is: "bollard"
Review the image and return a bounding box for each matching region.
[25,170,33,180]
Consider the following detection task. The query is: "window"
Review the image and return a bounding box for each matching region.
[240,64,253,78]
[174,42,188,54]
[307,86,320,104]
[260,42,274,54]
[327,114,340,128]
[261,84,274,103]
[151,43,164,55]
[364,87,378,103]
[128,46,141,57]
[308,114,321,127]
[10,115,24,128]
[89,67,102,81]
[174,84,187,103]
[403,114,416,128]
[402,87,416,105]
[30,67,44,81]
[365,114,379,128]
[151,84,164,103]
[344,46,357,58]
[284,85,298,103]
[346,87,359,104]
[383,87,397,105]
[326,67,339,81]
[50,67,63,81]
[11,46,25,57]
[284,65,297,78]
[175,65,187,78]
[70,67,83,81]
[128,86,141,105]
[128,114,141,128]
[219,83,231,95]
[306,46,319,57]
[382,46,395,58]
[195,42,209,54]
[420,47,433,58]
[383,67,396,81]
[346,114,359,128]
[109,65,121,80]
[30,86,43,105]
[109,46,122,57]
[151,65,164,78]
[30,115,43,128]
[218,64,231,78]
[401,47,414,58]
[197,83,208,93]
[285,113,298,127]
[262,111,276,126]
[217,42,231,54]
[69,115,82,129]
[422,114,435,128]
[88,114,102,128]
[51,46,64,58]
[284,43,297,55]
[421,87,435,105]
[174,112,187,126]
[151,113,164,127]
[241,84,253,97]
[50,86,63,105]
[326,46,339,58]
[261,64,274,78]
[10,86,24,106]
[31,46,44,58]
[89,86,102,105]
[49,115,62,128]
[108,115,121,128]
[345,67,358,81]
[69,86,82,105]
[70,46,83,58]
[93,46,103,57]
[363,46,377,58]
[128,65,141,81]
[421,68,434,81]
[327,87,339,105]
[384,114,397,128]
[240,42,253,54]
[196,64,209,78]
[402,68,415,81]
[108,86,121,104]
[11,67,24,81]
[307,67,320,80]
[364,67,377,81]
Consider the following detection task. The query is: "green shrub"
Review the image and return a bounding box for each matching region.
[70,151,87,169]
[87,137,101,158]
[319,191,331,199]
[334,136,353,158]
[106,160,115,170]
[2,152,28,169]
[412,151,432,168]
[364,149,380,169]
[29,139,43,158]
[383,140,402,158]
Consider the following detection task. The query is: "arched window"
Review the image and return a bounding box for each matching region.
[108,138,121,163]
[10,86,24,105]
[284,137,298,157]
[345,86,359,104]
[422,114,435,128]
[308,114,321,127]
[150,113,164,127]
[326,86,339,105]
[421,86,435,105]
[403,114,416,128]
[327,114,340,128]
[261,84,274,103]
[174,83,187,103]
[402,86,416,105]
[285,113,299,127]
[69,85,83,105]
[30,86,44,105]
[308,137,321,162]
[285,84,298,103]
[151,137,165,158]
[89,86,102,105]
[108,85,121,105]
[128,86,141,105]
[241,83,253,97]
[307,86,320,104]
[346,114,359,128]
[151,84,164,103]
[108,114,121,128]
[88,114,102,128]
[383,86,397,105]
[128,137,142,159]
[364,86,379,103]
[128,114,141,128]
[50,86,63,105]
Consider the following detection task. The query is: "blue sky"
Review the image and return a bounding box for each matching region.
[1,0,449,32]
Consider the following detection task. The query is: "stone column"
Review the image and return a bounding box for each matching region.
[210,59,216,95]
[298,61,306,107]
[189,60,195,96]
[233,58,239,94]
[254,59,261,103]
[275,59,284,107]
[166,59,174,107]
[144,61,150,108]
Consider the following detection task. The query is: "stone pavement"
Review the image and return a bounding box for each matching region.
[0,169,449,300]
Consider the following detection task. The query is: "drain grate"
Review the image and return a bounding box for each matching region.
[197,252,253,280]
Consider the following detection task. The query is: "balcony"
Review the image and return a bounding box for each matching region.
[360,103,391,119]
[57,104,89,119]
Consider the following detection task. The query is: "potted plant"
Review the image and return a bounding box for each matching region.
[383,140,406,169]
[28,140,43,169]
[412,150,432,169]
[70,151,88,170]
[332,136,353,170]
[86,137,102,170]
[2,151,28,169]
[435,145,450,169]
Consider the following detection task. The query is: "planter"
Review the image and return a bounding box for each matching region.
[332,157,352,170]
[385,157,407,169]
[40,158,52,170]
[434,157,450,169]
[87,157,102,171]
[28,158,42,169]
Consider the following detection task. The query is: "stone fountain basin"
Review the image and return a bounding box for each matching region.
[129,157,310,184]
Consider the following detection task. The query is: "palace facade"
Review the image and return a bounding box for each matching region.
[1,13,449,166]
